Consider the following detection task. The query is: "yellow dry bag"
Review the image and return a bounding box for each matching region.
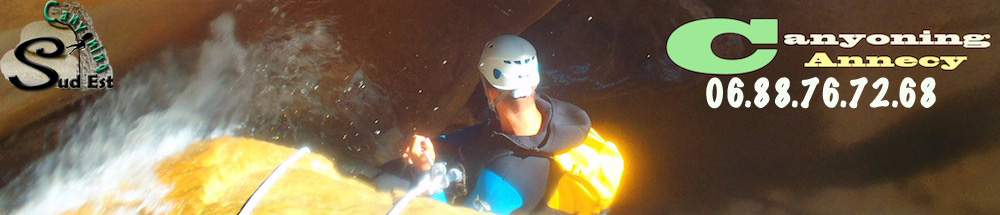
[546,128,624,214]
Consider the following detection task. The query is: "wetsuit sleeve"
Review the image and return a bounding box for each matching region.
[432,135,460,165]
[464,156,550,214]
[433,123,487,162]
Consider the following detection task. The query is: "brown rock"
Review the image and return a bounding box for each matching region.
[69,137,483,214]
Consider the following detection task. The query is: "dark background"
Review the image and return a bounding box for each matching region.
[2,0,999,213]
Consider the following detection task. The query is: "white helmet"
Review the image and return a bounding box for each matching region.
[478,35,540,99]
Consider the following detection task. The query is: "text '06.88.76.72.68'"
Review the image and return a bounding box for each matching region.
[705,77,936,109]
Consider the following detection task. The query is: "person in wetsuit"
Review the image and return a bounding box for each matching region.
[373,35,591,214]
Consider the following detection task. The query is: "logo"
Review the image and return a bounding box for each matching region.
[668,18,989,110]
[666,18,989,76]
[666,18,778,75]
[0,0,113,91]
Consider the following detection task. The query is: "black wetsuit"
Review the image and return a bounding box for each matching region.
[374,94,591,214]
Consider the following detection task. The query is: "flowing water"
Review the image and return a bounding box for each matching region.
[0,12,373,214]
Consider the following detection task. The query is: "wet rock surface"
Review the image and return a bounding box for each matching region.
[224,0,563,165]
[68,137,483,214]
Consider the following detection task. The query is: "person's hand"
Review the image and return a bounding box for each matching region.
[402,134,436,172]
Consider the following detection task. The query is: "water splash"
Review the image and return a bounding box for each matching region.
[0,13,249,214]
[0,12,354,214]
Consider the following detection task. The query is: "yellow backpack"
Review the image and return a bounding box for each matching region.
[546,128,624,214]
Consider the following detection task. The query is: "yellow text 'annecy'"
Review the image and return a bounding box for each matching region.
[804,52,967,71]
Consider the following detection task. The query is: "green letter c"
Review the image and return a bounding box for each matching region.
[666,18,777,75]
[44,0,59,21]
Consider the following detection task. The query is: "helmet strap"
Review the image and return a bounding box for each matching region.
[487,87,533,113]
[482,81,499,113]
[481,79,534,113]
